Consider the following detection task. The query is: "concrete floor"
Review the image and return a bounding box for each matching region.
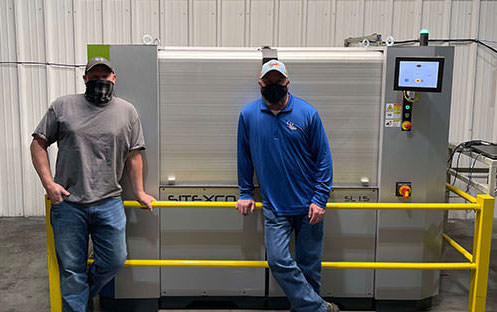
[1,217,496,312]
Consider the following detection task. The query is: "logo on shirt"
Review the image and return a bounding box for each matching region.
[287,121,297,130]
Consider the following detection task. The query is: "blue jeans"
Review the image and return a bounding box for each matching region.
[50,197,127,312]
[264,207,327,312]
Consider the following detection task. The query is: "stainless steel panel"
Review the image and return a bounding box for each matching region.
[159,48,384,186]
[111,45,160,298]
[160,187,265,296]
[269,188,378,298]
[279,49,384,186]
[376,46,454,300]
[159,49,261,185]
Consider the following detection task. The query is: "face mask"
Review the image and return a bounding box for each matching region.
[261,84,288,107]
[85,80,114,105]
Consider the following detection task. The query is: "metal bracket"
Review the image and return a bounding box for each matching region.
[261,46,278,65]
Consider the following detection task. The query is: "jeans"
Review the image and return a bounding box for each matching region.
[50,197,127,312]
[264,207,327,312]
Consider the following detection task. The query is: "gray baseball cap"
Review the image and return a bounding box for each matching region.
[85,57,114,73]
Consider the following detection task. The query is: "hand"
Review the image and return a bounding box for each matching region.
[236,199,255,216]
[308,202,326,224]
[136,191,156,211]
[45,182,70,204]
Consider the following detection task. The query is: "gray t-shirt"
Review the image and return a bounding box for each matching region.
[33,94,146,204]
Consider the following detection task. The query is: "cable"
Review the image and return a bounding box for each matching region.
[480,40,497,52]
[447,141,480,185]
[466,153,481,193]
[448,140,491,169]
[448,140,493,190]
[451,148,463,186]
[403,90,419,103]
[0,61,85,68]
[392,38,497,55]
[431,39,497,54]
[480,39,497,45]
[448,142,465,167]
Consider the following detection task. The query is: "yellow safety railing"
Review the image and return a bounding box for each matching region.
[45,183,494,312]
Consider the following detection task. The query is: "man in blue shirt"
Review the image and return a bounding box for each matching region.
[236,60,337,312]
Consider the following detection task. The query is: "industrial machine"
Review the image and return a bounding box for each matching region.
[93,45,454,311]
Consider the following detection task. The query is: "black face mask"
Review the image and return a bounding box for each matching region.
[85,80,114,105]
[261,84,288,107]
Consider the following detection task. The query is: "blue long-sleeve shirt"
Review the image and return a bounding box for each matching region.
[237,93,333,216]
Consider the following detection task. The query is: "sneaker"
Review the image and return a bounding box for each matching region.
[326,301,340,312]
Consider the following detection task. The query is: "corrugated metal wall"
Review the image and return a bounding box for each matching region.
[1,0,496,216]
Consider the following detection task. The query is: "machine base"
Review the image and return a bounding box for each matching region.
[100,296,377,311]
[100,296,434,311]
[100,296,159,312]
[375,298,433,312]
[161,296,374,310]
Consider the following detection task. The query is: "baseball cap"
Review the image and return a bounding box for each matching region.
[260,60,288,78]
[85,57,114,73]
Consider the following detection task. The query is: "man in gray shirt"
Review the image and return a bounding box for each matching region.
[30,57,155,312]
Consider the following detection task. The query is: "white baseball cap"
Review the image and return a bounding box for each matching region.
[260,60,288,78]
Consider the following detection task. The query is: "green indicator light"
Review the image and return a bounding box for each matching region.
[406,105,411,110]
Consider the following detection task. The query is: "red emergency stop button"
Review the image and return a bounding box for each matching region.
[399,185,411,199]
[401,121,412,131]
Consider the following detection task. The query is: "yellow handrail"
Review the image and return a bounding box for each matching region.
[442,233,473,262]
[469,194,494,311]
[45,196,62,312]
[122,200,479,211]
[45,184,493,312]
[446,183,477,203]
[86,259,476,270]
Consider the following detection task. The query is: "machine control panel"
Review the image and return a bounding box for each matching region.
[401,99,413,131]
[394,57,444,92]
[394,56,445,132]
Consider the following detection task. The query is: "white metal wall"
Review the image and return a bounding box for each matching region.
[1,0,496,216]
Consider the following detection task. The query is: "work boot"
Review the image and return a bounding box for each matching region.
[326,301,341,312]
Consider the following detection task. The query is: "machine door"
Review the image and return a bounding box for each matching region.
[158,48,383,298]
